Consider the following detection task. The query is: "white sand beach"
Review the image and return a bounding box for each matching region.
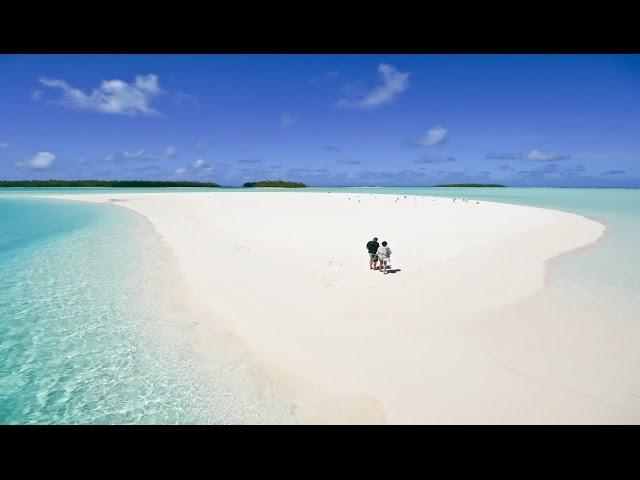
[45,192,640,424]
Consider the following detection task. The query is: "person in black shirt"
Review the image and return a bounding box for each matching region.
[366,237,380,270]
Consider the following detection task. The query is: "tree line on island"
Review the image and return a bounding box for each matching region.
[0,180,220,188]
[0,179,309,188]
[242,180,307,188]
[0,180,504,188]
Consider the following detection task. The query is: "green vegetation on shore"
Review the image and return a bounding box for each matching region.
[243,180,307,188]
[435,183,506,188]
[0,180,220,188]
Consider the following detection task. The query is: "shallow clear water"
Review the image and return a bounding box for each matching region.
[0,196,293,424]
[1,186,638,423]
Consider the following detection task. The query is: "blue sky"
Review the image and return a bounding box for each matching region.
[1,54,639,186]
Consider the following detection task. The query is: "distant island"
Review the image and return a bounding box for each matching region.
[0,180,219,188]
[435,183,506,188]
[243,180,307,188]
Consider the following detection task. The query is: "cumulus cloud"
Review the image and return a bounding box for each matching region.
[145,146,177,160]
[173,158,215,177]
[338,64,410,109]
[522,149,571,161]
[38,74,164,116]
[281,113,296,127]
[414,155,456,164]
[123,149,146,158]
[16,151,55,169]
[417,126,448,147]
[121,146,176,160]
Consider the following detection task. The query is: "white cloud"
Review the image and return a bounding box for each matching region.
[133,74,161,94]
[103,154,114,161]
[522,149,571,161]
[16,151,55,169]
[177,158,215,176]
[38,74,164,116]
[417,126,448,146]
[174,91,200,109]
[338,64,410,109]
[120,146,176,160]
[0,142,8,148]
[157,146,177,159]
[31,90,43,102]
[123,149,145,158]
[281,113,296,127]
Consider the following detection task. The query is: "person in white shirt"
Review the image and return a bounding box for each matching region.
[376,241,392,275]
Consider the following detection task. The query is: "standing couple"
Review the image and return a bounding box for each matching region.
[366,237,392,275]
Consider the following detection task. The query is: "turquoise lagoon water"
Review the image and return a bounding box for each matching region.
[1,187,638,423]
[0,195,293,424]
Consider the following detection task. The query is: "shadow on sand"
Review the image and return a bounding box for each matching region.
[383,268,402,274]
